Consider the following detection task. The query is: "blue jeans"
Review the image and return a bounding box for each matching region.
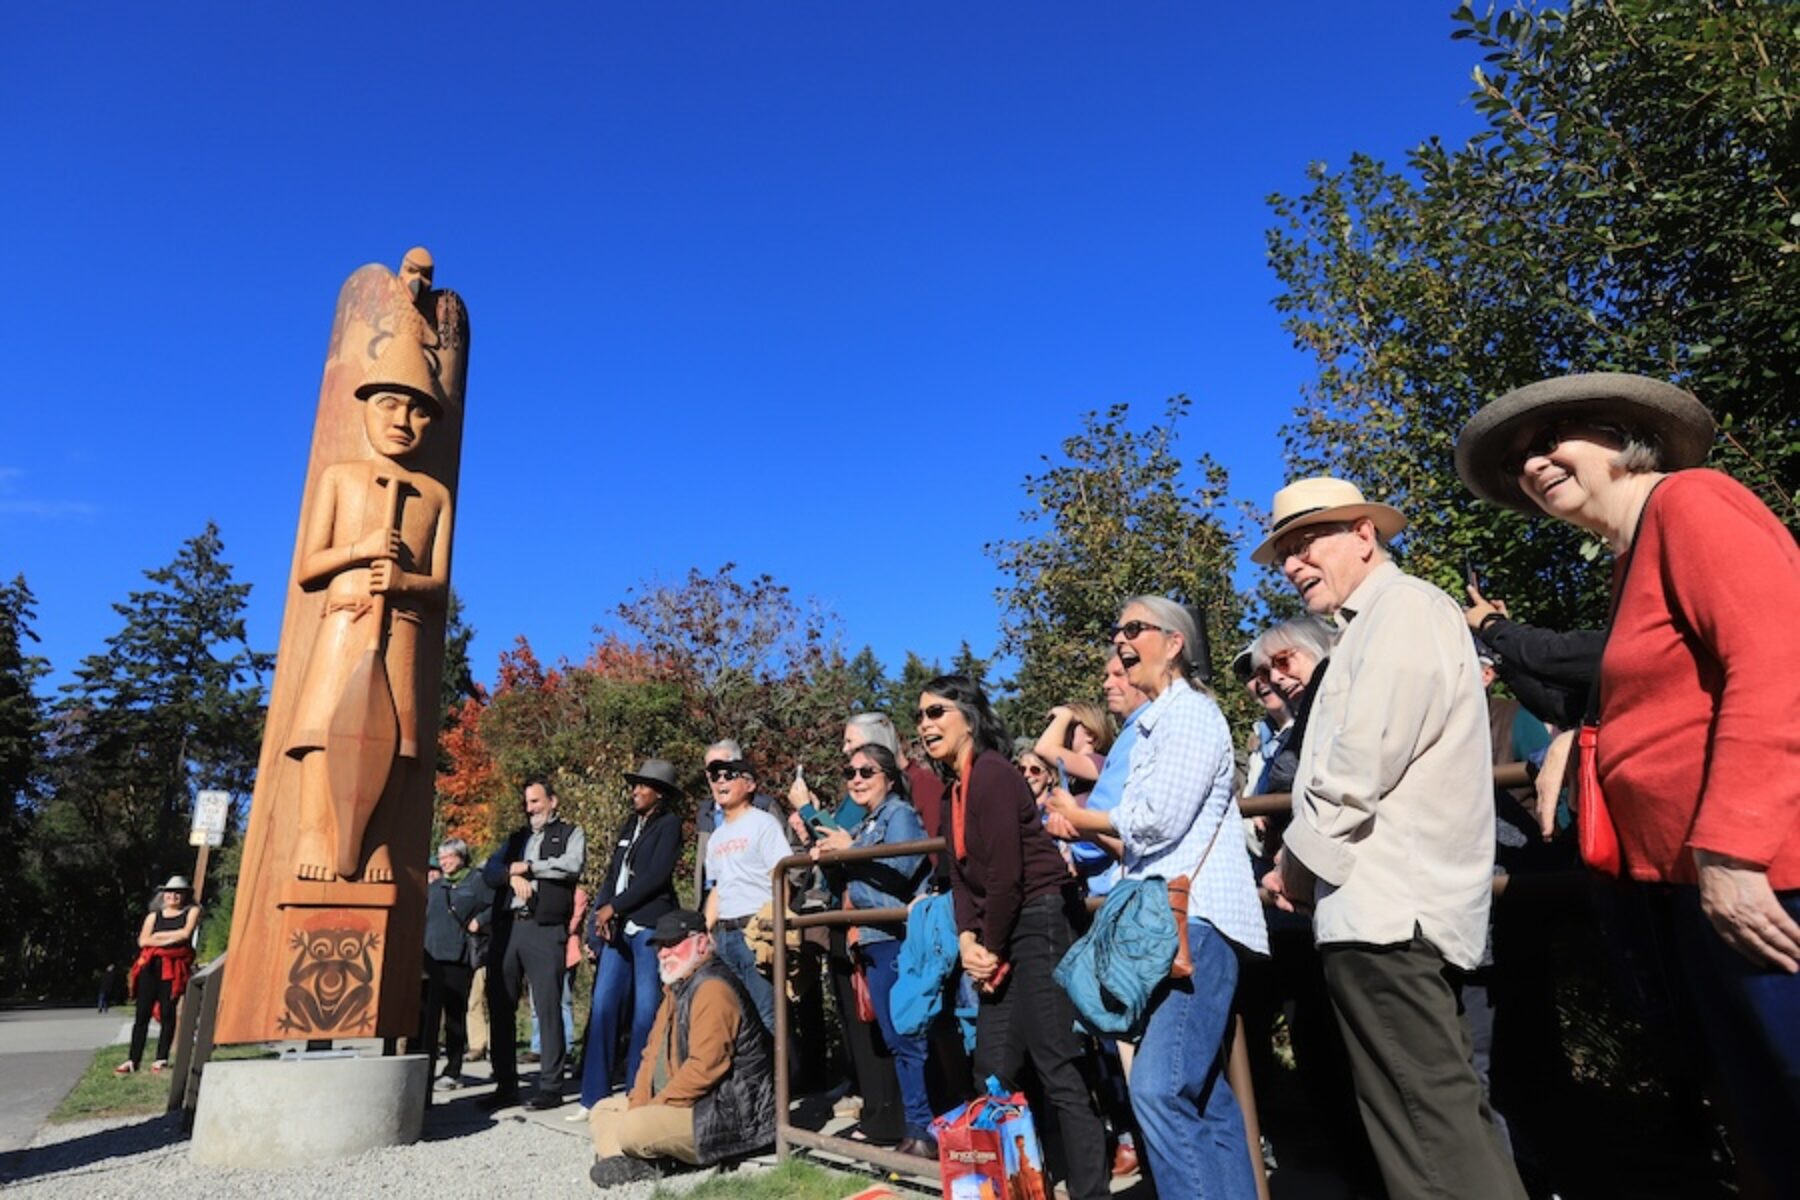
[1662,885,1800,1194]
[862,937,934,1140]
[1130,918,1255,1200]
[712,925,775,1033]
[528,974,574,1054]
[579,926,661,1108]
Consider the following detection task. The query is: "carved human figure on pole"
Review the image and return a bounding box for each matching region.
[286,331,453,883]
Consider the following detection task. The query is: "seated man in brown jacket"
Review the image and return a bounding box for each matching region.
[588,909,776,1188]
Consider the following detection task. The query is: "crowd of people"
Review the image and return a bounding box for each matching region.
[381,371,1794,1198]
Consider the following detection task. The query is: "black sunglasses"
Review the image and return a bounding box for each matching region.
[842,765,882,781]
[1108,620,1168,642]
[705,761,750,781]
[1502,420,1627,476]
[915,703,953,725]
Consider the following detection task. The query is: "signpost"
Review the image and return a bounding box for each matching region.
[190,790,229,903]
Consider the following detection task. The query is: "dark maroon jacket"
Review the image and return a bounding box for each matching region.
[949,749,1072,954]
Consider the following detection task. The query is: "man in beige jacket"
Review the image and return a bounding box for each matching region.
[1255,477,1524,1200]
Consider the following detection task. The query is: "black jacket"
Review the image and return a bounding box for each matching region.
[488,818,581,927]
[590,806,681,946]
[424,868,490,963]
[1260,656,1331,798]
[1480,616,1604,729]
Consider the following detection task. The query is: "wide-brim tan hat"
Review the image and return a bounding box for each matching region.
[1250,477,1407,566]
[1455,372,1714,513]
[159,875,192,892]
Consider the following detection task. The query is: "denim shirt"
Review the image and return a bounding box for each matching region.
[841,794,929,946]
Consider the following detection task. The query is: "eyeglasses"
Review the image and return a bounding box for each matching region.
[704,762,749,781]
[842,765,882,781]
[1108,620,1168,642]
[1020,764,1047,777]
[1502,420,1627,476]
[1253,648,1307,681]
[1273,522,1352,565]
[915,703,952,725]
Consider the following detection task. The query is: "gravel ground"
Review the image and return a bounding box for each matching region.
[0,1081,760,1200]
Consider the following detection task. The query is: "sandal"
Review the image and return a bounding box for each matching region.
[114,1061,135,1075]
[150,1060,167,1074]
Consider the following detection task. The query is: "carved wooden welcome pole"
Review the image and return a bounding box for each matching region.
[215,249,468,1044]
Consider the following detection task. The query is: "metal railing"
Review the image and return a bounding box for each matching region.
[766,759,1538,1189]
[767,839,1273,1195]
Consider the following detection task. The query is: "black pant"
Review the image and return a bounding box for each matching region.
[973,893,1109,1200]
[1321,934,1526,1200]
[829,927,904,1141]
[424,957,473,1077]
[129,971,178,1066]
[489,918,568,1098]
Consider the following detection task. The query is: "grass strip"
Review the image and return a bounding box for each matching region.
[652,1158,864,1199]
[50,1042,275,1123]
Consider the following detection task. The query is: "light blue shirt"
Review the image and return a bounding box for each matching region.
[1113,679,1269,955]
[1073,701,1150,896]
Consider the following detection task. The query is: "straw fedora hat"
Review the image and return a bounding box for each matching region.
[1455,372,1714,513]
[355,333,446,413]
[159,875,193,892]
[1250,477,1407,566]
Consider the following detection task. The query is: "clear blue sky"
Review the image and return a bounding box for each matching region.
[1,4,1483,693]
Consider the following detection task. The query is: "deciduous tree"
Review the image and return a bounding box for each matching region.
[1266,0,1799,630]
[988,398,1252,731]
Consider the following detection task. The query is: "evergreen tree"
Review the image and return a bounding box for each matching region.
[0,574,49,983]
[25,524,269,993]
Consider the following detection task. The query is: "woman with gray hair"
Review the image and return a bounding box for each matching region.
[1248,615,1336,797]
[1046,595,1268,1198]
[423,837,490,1090]
[1456,372,1800,1192]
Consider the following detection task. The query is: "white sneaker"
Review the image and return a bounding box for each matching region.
[563,1105,592,1123]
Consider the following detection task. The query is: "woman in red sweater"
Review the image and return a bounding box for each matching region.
[918,673,1109,1200]
[1457,372,1799,1195]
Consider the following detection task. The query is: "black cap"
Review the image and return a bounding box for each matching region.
[650,909,707,946]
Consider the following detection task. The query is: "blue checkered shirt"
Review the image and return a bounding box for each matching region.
[1112,678,1269,955]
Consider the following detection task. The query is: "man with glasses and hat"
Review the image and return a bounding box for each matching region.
[1253,477,1525,1200]
[587,909,775,1188]
[697,741,788,1034]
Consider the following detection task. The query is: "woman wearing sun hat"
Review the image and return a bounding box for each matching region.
[117,875,200,1075]
[574,757,685,1119]
[1456,371,1800,1194]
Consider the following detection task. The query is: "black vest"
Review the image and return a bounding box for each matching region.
[670,959,775,1164]
[509,818,578,927]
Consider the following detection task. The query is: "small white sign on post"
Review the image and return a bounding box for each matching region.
[190,790,230,848]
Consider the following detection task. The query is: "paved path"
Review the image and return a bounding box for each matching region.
[0,1007,133,1154]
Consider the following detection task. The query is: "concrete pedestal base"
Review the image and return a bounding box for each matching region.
[190,1054,427,1167]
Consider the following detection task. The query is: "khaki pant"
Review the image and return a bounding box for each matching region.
[589,1093,700,1165]
[466,965,489,1057]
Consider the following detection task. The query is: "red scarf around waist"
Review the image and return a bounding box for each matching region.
[128,945,197,1005]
